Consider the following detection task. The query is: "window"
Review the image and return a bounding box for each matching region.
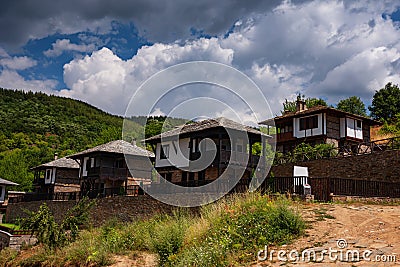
[115,159,124,168]
[160,144,170,159]
[356,120,361,128]
[182,172,188,182]
[299,115,318,130]
[90,158,95,168]
[198,171,205,181]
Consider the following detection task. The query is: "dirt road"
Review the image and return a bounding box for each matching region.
[258,202,400,266]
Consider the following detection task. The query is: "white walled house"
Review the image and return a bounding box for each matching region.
[260,100,381,154]
[0,178,18,203]
[68,140,154,196]
[146,117,270,185]
[31,156,80,194]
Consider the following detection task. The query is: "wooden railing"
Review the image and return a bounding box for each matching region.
[8,176,400,203]
[274,136,400,165]
[8,185,142,203]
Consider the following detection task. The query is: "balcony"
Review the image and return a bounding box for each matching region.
[270,132,296,143]
[87,167,128,180]
[219,151,266,168]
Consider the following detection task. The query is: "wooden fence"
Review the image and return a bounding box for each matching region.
[8,185,142,203]
[261,177,400,201]
[7,177,400,203]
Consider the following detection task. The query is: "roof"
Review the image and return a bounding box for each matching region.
[68,140,155,159]
[145,117,270,142]
[259,106,382,126]
[31,156,79,170]
[0,178,19,186]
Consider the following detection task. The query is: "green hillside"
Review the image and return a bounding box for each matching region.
[0,88,141,191]
[0,88,190,191]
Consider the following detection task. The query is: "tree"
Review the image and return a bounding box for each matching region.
[282,94,327,114]
[336,96,367,116]
[369,82,400,121]
[0,149,34,191]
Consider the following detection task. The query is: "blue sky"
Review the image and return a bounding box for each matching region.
[0,0,399,122]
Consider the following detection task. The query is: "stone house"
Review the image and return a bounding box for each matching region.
[68,140,154,195]
[145,117,271,185]
[0,178,18,204]
[259,100,382,154]
[31,155,80,194]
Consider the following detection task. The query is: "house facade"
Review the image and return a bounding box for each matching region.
[68,140,154,195]
[260,100,382,153]
[31,155,80,194]
[0,178,18,204]
[145,117,270,186]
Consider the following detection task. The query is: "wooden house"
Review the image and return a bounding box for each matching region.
[145,117,270,185]
[260,99,382,153]
[68,140,154,195]
[0,178,18,204]
[31,155,80,194]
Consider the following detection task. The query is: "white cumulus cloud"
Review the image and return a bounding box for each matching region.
[0,56,37,70]
[44,39,96,57]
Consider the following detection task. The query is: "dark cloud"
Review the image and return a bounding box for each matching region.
[0,0,312,49]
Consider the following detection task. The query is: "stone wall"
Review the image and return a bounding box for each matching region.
[6,195,181,227]
[0,230,37,251]
[271,150,400,182]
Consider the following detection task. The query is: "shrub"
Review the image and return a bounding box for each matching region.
[170,194,305,266]
[20,197,94,250]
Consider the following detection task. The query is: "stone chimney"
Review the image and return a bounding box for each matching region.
[131,138,137,146]
[54,153,58,160]
[296,99,307,112]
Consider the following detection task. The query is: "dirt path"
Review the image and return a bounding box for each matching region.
[257,203,400,266]
[109,252,157,267]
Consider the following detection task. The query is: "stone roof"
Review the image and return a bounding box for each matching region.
[145,117,270,142]
[68,140,155,158]
[31,157,79,170]
[259,105,382,126]
[0,178,19,186]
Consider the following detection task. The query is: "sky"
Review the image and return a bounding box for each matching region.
[0,0,400,124]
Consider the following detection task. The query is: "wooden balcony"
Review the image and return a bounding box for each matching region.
[87,167,128,180]
[269,132,296,143]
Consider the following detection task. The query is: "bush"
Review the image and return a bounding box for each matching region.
[170,194,305,266]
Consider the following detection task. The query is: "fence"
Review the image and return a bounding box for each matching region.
[8,185,142,203]
[263,177,400,201]
[7,177,400,203]
[274,136,400,165]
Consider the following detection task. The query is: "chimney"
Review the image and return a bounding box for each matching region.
[296,99,307,112]
[131,138,137,146]
[54,153,58,160]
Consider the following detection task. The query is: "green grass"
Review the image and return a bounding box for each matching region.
[0,223,20,230]
[0,193,306,267]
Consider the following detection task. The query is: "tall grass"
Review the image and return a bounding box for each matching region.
[1,193,305,267]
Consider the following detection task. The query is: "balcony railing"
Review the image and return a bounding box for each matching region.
[87,167,127,179]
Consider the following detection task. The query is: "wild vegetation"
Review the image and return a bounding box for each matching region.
[0,193,305,267]
[19,198,94,250]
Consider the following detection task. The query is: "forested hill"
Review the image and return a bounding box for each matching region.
[0,88,129,190]
[0,88,187,191]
